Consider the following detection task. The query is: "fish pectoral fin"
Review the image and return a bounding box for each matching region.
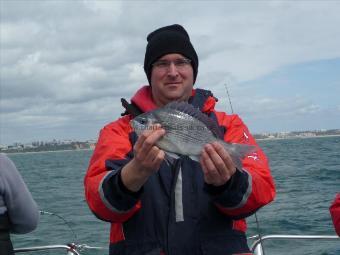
[165,151,200,163]
[166,151,180,159]
[164,151,180,165]
[188,155,200,162]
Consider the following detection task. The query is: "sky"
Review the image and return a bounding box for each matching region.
[1,0,340,145]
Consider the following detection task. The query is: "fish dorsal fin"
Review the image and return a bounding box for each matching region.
[165,101,223,138]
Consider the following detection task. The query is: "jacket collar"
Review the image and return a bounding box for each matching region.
[131,85,217,114]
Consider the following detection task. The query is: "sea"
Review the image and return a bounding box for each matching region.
[7,136,340,255]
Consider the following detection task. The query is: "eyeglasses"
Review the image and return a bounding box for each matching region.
[152,58,192,71]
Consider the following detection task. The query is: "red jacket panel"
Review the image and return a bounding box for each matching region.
[84,116,141,223]
[213,112,276,219]
[330,193,340,236]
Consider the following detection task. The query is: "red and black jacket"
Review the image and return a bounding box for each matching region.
[84,86,276,255]
[330,193,340,236]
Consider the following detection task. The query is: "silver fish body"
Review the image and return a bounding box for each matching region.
[131,102,255,169]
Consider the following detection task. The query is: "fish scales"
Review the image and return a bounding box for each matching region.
[155,109,214,152]
[131,101,256,169]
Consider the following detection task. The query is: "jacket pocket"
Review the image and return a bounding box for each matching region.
[110,240,162,255]
[200,232,251,255]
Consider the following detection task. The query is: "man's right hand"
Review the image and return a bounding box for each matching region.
[121,124,166,192]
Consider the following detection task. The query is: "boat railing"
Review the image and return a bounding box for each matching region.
[249,234,339,255]
[13,234,339,254]
[14,243,107,255]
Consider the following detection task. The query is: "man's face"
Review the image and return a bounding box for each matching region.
[150,53,194,107]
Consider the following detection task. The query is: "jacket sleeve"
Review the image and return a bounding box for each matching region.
[84,116,141,223]
[208,113,276,219]
[0,153,40,234]
[330,193,340,236]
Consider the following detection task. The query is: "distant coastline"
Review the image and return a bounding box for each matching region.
[1,129,339,154]
[253,129,340,140]
[256,134,340,141]
[5,148,94,155]
[0,141,96,154]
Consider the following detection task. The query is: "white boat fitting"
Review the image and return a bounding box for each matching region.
[249,234,339,255]
[13,234,339,254]
[14,243,80,255]
[13,211,338,255]
[14,243,106,255]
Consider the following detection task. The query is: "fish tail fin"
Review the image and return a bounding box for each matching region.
[221,142,257,170]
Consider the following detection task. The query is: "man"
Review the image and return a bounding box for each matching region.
[84,24,276,255]
[330,193,340,236]
[0,153,40,255]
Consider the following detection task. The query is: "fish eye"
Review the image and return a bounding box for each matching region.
[139,118,147,124]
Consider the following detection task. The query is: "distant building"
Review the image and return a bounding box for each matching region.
[299,132,316,137]
[0,145,8,151]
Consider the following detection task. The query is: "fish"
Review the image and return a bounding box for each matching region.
[130,101,256,170]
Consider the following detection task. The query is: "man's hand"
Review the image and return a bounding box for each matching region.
[200,141,236,187]
[121,124,165,192]
[133,124,166,174]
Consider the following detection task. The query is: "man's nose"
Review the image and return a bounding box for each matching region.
[167,62,179,76]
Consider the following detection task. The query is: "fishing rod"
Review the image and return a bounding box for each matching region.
[224,82,266,255]
[224,83,234,114]
[40,210,78,243]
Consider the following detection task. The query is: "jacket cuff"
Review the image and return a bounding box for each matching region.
[117,170,143,198]
[205,169,251,208]
[203,172,235,195]
[101,168,143,212]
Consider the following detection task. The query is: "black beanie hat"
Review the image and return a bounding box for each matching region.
[144,24,199,84]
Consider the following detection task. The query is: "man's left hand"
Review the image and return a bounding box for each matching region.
[200,141,236,186]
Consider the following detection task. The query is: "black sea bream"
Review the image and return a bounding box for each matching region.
[131,102,255,169]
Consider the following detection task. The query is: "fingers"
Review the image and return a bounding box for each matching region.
[152,149,165,170]
[200,153,216,184]
[134,124,165,160]
[211,142,235,173]
[200,142,236,186]
[133,124,166,174]
[144,146,165,167]
[134,124,163,151]
[140,127,165,155]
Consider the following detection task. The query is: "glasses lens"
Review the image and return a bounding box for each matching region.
[153,58,191,70]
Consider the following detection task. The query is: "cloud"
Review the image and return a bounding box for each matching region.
[228,95,321,119]
[1,1,340,144]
